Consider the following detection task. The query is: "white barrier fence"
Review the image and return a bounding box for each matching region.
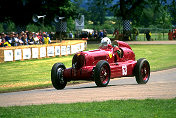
[0,40,87,63]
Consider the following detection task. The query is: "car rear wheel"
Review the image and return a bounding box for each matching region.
[135,58,150,84]
[51,63,67,89]
[94,60,111,87]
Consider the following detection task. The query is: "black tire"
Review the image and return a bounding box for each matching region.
[51,63,67,89]
[94,60,111,87]
[135,58,150,84]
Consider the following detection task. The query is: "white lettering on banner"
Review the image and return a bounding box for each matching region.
[71,45,75,54]
[4,50,13,61]
[23,48,31,59]
[61,46,66,55]
[40,47,46,58]
[76,44,80,52]
[14,49,22,60]
[47,46,54,57]
[55,46,60,56]
[32,48,38,59]
[67,45,71,55]
[80,43,84,51]
[122,65,127,76]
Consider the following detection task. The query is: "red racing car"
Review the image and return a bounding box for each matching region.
[51,40,150,89]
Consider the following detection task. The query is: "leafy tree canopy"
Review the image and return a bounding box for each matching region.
[90,0,174,28]
[0,0,78,26]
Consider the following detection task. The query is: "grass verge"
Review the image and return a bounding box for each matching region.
[0,98,176,118]
[0,44,176,93]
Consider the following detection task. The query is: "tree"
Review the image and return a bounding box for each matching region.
[97,0,175,24]
[0,0,78,26]
[137,1,172,28]
[87,0,106,25]
[97,0,146,21]
[168,0,176,25]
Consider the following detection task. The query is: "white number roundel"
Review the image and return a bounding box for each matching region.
[122,65,127,76]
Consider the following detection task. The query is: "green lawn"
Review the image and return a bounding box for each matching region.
[107,33,169,41]
[131,44,176,71]
[0,99,176,118]
[137,33,169,41]
[0,44,176,93]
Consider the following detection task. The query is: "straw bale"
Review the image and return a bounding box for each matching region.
[0,48,4,63]
[0,40,87,63]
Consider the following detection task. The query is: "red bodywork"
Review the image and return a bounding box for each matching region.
[63,41,137,81]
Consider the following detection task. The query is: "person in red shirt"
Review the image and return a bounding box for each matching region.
[174,29,176,40]
[0,34,2,47]
[113,29,119,40]
[168,30,173,40]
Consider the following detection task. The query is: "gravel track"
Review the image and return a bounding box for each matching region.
[0,68,176,107]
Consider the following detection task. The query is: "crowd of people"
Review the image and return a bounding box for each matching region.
[1,28,176,47]
[0,31,53,47]
[73,29,108,40]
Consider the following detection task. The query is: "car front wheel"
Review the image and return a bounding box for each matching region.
[51,63,67,89]
[135,58,150,84]
[94,60,111,87]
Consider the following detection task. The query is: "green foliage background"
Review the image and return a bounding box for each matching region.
[0,0,175,33]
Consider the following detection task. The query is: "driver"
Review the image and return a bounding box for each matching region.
[100,38,122,57]
[101,37,111,48]
[112,40,122,57]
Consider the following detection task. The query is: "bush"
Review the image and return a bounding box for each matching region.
[0,23,3,32]
[26,24,39,32]
[0,21,16,32]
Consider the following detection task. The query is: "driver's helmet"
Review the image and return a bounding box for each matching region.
[100,37,111,46]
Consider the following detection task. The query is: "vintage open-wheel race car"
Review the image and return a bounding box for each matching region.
[51,39,150,90]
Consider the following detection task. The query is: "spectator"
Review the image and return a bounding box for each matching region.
[88,31,92,39]
[173,29,176,40]
[91,30,94,38]
[3,38,11,47]
[43,34,51,44]
[22,34,28,45]
[0,34,3,47]
[99,30,104,39]
[145,30,151,41]
[18,35,24,45]
[103,29,107,37]
[113,29,119,40]
[8,33,15,46]
[168,30,173,40]
[4,33,10,42]
[48,32,54,40]
[1,33,6,47]
[74,31,79,38]
[69,31,73,38]
[94,30,98,40]
[132,28,139,41]
[27,33,34,45]
[37,32,44,44]
[33,33,40,44]
[81,31,88,40]
[14,33,19,46]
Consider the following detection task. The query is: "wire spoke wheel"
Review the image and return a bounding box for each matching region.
[135,58,150,84]
[57,68,64,84]
[51,63,67,90]
[100,66,109,84]
[94,60,111,87]
[141,63,150,82]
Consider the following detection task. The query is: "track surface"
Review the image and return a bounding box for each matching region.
[0,68,176,107]
[88,40,176,45]
[126,40,176,45]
